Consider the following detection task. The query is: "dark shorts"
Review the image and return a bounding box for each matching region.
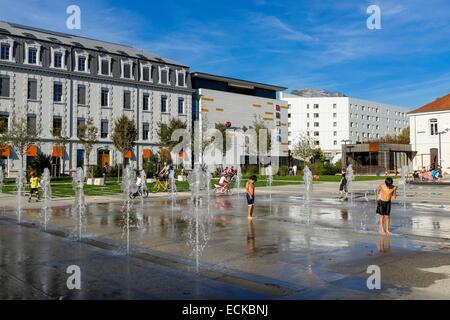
[246,194,254,206]
[339,183,348,192]
[376,200,391,216]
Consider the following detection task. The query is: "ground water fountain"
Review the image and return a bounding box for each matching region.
[16,167,26,223]
[137,169,147,228]
[186,163,213,273]
[399,165,408,209]
[236,165,242,198]
[39,168,52,231]
[303,165,313,203]
[266,165,273,203]
[72,168,86,240]
[346,164,354,202]
[121,165,136,254]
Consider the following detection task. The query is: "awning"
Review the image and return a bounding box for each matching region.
[124,150,132,159]
[52,146,64,158]
[0,145,11,157]
[142,149,151,159]
[27,144,38,157]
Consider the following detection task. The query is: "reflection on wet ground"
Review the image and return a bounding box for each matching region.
[1,193,450,299]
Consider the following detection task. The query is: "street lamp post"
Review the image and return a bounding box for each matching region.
[341,139,352,168]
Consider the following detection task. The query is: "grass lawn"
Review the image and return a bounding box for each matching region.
[0,174,394,198]
[1,180,190,198]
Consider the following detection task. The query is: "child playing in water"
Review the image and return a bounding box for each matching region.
[28,171,40,202]
[376,177,397,234]
[246,175,257,220]
[339,170,348,200]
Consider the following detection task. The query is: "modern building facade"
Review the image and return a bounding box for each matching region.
[342,143,415,175]
[283,91,409,159]
[191,72,289,165]
[408,93,450,173]
[0,21,193,176]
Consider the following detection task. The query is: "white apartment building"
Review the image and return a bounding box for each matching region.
[191,73,289,164]
[409,93,450,173]
[283,91,409,158]
[0,21,192,176]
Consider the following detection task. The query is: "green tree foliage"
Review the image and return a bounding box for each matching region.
[78,117,98,177]
[111,115,137,179]
[292,133,315,162]
[5,117,40,169]
[112,115,138,155]
[27,152,52,175]
[156,118,187,151]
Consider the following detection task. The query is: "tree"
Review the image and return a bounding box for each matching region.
[292,133,315,163]
[156,118,187,151]
[27,152,52,176]
[52,127,70,176]
[253,116,272,153]
[78,117,98,178]
[214,122,233,154]
[398,127,410,144]
[5,117,40,170]
[111,115,137,180]
[312,147,325,163]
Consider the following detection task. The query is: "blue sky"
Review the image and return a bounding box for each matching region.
[0,0,449,109]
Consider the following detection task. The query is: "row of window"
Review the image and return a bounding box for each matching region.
[306,122,338,128]
[0,113,154,141]
[0,41,187,87]
[350,113,408,125]
[0,76,186,114]
[350,122,402,132]
[350,104,407,117]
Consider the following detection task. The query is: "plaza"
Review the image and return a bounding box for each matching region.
[1,179,450,300]
[0,0,450,305]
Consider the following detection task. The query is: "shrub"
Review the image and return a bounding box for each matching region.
[308,162,342,176]
[27,153,51,176]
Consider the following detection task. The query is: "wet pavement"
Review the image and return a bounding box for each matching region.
[1,189,450,299]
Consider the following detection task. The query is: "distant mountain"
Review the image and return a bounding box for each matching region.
[291,88,346,97]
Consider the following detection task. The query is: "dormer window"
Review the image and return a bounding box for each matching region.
[98,56,111,76]
[140,63,152,82]
[123,64,131,78]
[54,52,62,68]
[78,56,86,71]
[50,48,66,69]
[176,69,186,87]
[121,59,134,79]
[0,43,11,61]
[75,51,89,73]
[24,42,41,66]
[28,47,37,64]
[159,66,170,85]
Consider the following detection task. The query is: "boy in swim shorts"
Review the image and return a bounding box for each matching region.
[376,177,397,234]
[245,175,257,220]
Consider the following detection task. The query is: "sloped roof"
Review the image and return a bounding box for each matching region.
[0,20,188,67]
[409,93,450,114]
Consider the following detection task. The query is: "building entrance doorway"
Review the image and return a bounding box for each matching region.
[98,150,110,168]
